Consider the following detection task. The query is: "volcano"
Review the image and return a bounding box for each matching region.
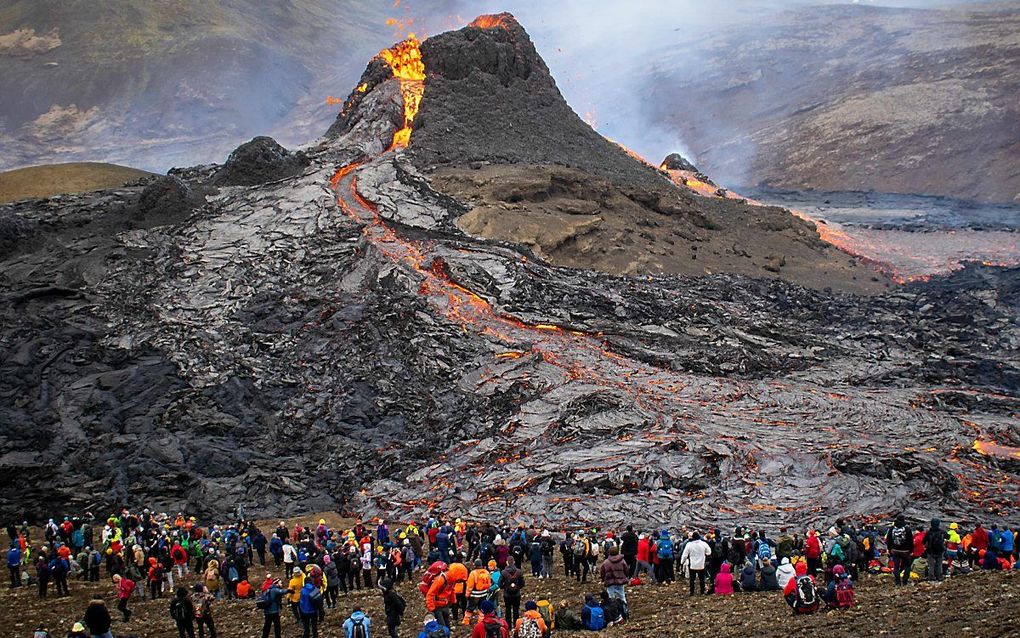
[1,14,1018,529]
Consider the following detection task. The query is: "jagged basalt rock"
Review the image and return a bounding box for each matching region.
[212,136,308,186]
[137,175,204,219]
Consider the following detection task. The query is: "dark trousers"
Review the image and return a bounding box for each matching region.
[8,565,19,587]
[261,614,281,638]
[196,614,216,638]
[892,555,913,585]
[434,606,451,628]
[301,613,318,638]
[689,568,706,595]
[624,554,636,577]
[150,580,162,599]
[38,579,48,597]
[325,586,338,608]
[176,620,196,638]
[348,569,361,590]
[387,621,399,638]
[362,568,373,589]
[505,595,521,627]
[575,559,589,582]
[290,601,301,622]
[256,550,266,566]
[117,597,131,621]
[562,554,573,577]
[53,573,69,596]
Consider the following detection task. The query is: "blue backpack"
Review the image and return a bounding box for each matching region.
[586,605,606,631]
[657,539,673,559]
[757,542,772,562]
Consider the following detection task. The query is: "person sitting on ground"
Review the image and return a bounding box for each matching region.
[417,613,449,638]
[714,562,734,595]
[823,564,855,609]
[776,557,796,590]
[784,572,820,615]
[342,606,371,638]
[514,600,548,637]
[759,559,780,591]
[580,594,605,631]
[599,590,626,627]
[470,600,508,638]
[737,560,757,592]
[554,600,582,631]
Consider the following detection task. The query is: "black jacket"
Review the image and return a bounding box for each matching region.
[83,603,112,634]
[383,588,406,624]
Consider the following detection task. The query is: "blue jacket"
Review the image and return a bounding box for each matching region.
[6,547,21,567]
[262,586,285,615]
[417,620,449,638]
[269,538,284,556]
[343,611,371,638]
[298,583,320,616]
[1001,529,1015,553]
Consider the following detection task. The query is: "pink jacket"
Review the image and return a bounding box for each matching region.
[714,563,734,595]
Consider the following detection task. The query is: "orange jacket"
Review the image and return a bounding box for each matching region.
[426,573,450,610]
[466,568,492,594]
[515,610,547,635]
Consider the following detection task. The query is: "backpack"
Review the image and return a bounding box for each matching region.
[657,539,673,559]
[891,526,910,552]
[419,561,448,596]
[425,627,447,638]
[255,593,271,610]
[519,617,542,638]
[828,542,845,562]
[757,542,772,563]
[228,566,239,583]
[170,599,188,623]
[585,605,606,631]
[483,619,505,638]
[834,578,855,608]
[793,576,818,614]
[536,600,555,629]
[350,617,368,638]
[573,539,588,558]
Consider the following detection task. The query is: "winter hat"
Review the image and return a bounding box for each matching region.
[423,614,436,624]
[480,599,495,614]
[525,600,538,611]
[293,567,303,576]
[950,522,959,530]
[832,564,846,576]
[72,623,86,632]
[323,555,331,564]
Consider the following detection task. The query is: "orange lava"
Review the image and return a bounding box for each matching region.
[974,439,1020,461]
[469,13,514,30]
[377,35,425,149]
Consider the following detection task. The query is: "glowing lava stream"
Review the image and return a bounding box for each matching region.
[331,159,706,414]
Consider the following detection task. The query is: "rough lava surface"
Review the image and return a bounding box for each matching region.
[1,15,1018,529]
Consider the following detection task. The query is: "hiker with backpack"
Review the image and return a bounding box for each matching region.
[886,516,914,586]
[470,599,508,638]
[784,572,820,615]
[924,518,947,581]
[580,593,606,631]
[465,559,493,626]
[515,600,548,638]
[500,558,525,628]
[298,578,323,638]
[539,530,555,579]
[655,530,675,584]
[803,530,822,576]
[823,564,855,609]
[193,583,216,638]
[418,613,450,638]
[111,573,134,622]
[170,586,197,638]
[343,607,371,638]
[572,534,591,583]
[380,577,406,638]
[257,578,285,638]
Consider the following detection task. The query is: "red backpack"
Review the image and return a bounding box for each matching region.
[419,561,448,596]
[834,578,855,608]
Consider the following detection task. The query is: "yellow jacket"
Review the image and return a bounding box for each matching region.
[288,574,305,603]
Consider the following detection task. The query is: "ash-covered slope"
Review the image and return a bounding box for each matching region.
[1,14,1018,528]
[402,15,886,293]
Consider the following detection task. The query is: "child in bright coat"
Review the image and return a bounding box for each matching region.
[713,562,734,595]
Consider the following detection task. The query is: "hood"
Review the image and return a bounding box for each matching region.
[780,557,790,565]
[609,554,626,564]
[741,563,756,574]
[424,620,442,632]
[931,518,942,530]
[720,563,731,573]
[350,611,366,621]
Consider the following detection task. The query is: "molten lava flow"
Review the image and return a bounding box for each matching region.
[974,439,1020,461]
[377,35,425,149]
[469,14,513,30]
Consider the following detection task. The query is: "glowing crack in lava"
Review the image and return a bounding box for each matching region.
[377,35,425,149]
[974,439,1020,461]
[469,13,515,30]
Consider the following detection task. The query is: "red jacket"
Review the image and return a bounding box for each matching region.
[804,535,821,559]
[972,527,989,551]
[471,614,508,638]
[636,538,651,563]
[912,532,926,559]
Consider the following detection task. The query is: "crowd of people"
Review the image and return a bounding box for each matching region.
[6,510,1018,638]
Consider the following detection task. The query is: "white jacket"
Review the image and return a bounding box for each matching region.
[679,539,712,571]
[776,558,797,589]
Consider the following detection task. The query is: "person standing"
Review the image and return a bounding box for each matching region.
[924,519,947,581]
[680,532,712,596]
[169,586,196,638]
[193,583,216,638]
[886,516,914,586]
[500,558,525,628]
[259,579,286,638]
[7,542,21,588]
[112,574,135,622]
[598,546,630,604]
[298,578,322,638]
[380,577,405,638]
